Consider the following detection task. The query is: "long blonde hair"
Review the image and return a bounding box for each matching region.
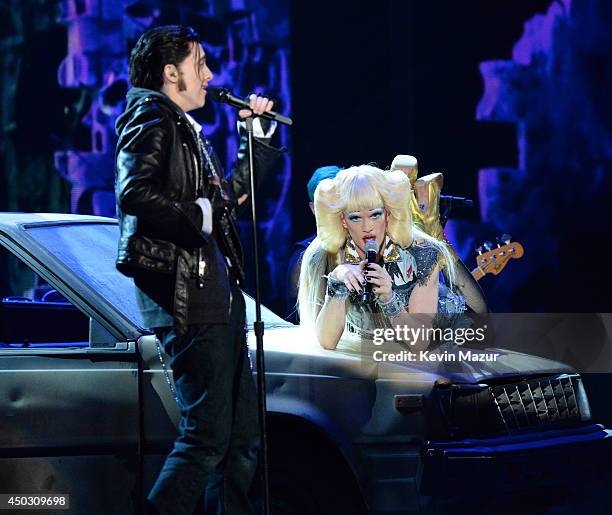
[298,164,456,329]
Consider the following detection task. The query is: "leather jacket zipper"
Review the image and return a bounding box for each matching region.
[186,121,207,288]
[192,150,201,198]
[197,254,206,288]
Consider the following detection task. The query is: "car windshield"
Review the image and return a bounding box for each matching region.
[23,222,291,332]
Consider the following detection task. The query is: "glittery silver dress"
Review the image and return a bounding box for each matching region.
[341,237,466,345]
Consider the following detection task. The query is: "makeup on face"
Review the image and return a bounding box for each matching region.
[346,207,384,223]
[343,207,387,256]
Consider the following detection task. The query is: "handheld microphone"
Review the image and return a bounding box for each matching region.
[207,87,293,126]
[361,239,379,304]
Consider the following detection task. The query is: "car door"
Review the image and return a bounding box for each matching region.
[0,217,141,514]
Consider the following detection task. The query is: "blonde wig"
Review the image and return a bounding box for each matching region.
[314,165,413,252]
[298,165,457,330]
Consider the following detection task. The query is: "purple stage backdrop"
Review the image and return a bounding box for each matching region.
[2,0,612,314]
[0,0,291,312]
[445,0,612,312]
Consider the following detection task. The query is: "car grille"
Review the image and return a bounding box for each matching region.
[492,376,582,431]
[445,374,591,438]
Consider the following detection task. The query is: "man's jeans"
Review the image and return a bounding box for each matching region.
[149,287,259,515]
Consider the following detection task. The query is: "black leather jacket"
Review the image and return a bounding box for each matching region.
[115,87,283,331]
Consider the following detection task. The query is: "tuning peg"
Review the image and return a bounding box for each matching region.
[501,233,512,244]
[475,245,485,255]
[483,241,493,251]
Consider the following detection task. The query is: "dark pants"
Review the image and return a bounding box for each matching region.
[148,287,260,515]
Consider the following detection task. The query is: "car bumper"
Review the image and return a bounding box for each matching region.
[421,423,612,495]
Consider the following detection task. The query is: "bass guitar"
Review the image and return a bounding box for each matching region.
[471,235,524,280]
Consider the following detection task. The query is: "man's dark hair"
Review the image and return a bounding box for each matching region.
[129,25,201,90]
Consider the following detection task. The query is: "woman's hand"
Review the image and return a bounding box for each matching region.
[329,260,367,293]
[364,263,393,303]
[238,94,274,119]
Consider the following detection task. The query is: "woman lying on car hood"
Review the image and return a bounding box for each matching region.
[298,165,465,351]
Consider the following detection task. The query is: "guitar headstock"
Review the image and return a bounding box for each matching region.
[475,234,524,277]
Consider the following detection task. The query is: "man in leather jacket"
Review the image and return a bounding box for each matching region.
[114,25,282,515]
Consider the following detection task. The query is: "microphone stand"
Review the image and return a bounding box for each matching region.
[439,195,474,227]
[245,116,270,515]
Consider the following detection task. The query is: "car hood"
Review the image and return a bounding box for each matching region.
[252,326,574,385]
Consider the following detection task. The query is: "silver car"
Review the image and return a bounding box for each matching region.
[1,213,610,515]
